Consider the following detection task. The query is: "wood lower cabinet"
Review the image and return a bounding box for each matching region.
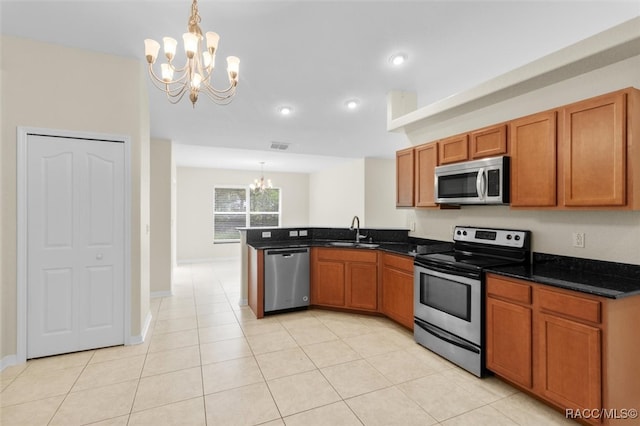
[486,276,532,388]
[509,111,557,207]
[380,253,414,329]
[314,260,345,306]
[562,91,627,207]
[347,262,378,310]
[470,123,507,159]
[311,248,378,312]
[396,147,415,207]
[415,143,438,207]
[486,273,640,425]
[537,312,601,412]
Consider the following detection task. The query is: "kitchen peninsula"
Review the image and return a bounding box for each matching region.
[239,226,451,325]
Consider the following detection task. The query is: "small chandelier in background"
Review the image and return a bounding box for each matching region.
[144,0,239,107]
[250,162,273,193]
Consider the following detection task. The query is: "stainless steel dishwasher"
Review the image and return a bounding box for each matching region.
[264,247,310,313]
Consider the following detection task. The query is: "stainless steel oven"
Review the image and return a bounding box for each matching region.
[414,226,530,377]
[414,263,483,375]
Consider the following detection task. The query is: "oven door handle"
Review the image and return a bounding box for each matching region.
[415,263,481,282]
[414,318,480,354]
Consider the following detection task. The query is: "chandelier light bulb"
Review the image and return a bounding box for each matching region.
[206,32,220,51]
[163,37,177,61]
[143,0,239,107]
[144,39,160,63]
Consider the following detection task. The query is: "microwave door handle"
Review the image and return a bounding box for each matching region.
[476,168,486,200]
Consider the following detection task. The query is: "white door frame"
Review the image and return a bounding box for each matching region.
[16,126,132,363]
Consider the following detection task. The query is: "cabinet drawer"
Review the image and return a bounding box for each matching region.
[487,275,532,305]
[382,253,413,272]
[315,248,377,263]
[538,288,601,324]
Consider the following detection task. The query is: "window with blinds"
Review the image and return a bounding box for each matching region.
[213,187,281,242]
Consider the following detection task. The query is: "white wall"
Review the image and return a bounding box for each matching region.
[364,158,408,228]
[404,55,640,264]
[150,139,173,296]
[176,167,310,261]
[308,158,407,229]
[309,159,366,227]
[1,36,151,360]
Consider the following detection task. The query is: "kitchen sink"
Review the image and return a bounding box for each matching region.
[327,241,379,248]
[355,243,380,248]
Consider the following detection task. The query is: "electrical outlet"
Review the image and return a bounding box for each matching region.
[289,230,298,237]
[409,221,416,231]
[299,230,308,237]
[572,232,585,248]
[262,231,271,238]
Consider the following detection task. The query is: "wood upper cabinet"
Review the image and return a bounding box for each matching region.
[380,253,414,329]
[396,147,415,207]
[311,248,378,312]
[415,143,438,207]
[509,111,557,207]
[562,91,627,207]
[438,134,469,164]
[486,275,533,388]
[470,124,507,159]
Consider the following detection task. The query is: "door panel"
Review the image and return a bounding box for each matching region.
[27,134,125,358]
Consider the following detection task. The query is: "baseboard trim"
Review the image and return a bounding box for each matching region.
[151,290,172,299]
[129,311,153,345]
[0,354,18,372]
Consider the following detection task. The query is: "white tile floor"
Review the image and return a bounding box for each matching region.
[0,259,579,425]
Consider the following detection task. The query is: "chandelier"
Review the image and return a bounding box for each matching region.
[143,0,239,107]
[250,162,273,194]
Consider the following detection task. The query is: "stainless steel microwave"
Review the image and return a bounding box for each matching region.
[434,156,510,205]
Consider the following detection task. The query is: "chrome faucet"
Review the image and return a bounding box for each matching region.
[349,215,367,243]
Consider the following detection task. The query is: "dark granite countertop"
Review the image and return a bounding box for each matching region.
[247,239,452,258]
[487,253,640,299]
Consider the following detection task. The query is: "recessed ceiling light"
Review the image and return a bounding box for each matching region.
[345,99,360,110]
[278,106,293,116]
[389,52,408,66]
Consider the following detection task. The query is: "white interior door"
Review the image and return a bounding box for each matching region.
[27,134,125,358]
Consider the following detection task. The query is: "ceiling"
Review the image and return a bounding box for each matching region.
[2,1,639,173]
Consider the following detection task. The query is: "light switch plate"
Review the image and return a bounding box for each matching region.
[262,231,271,238]
[289,230,299,237]
[299,230,308,237]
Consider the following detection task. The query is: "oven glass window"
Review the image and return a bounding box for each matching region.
[438,172,479,198]
[420,274,471,321]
